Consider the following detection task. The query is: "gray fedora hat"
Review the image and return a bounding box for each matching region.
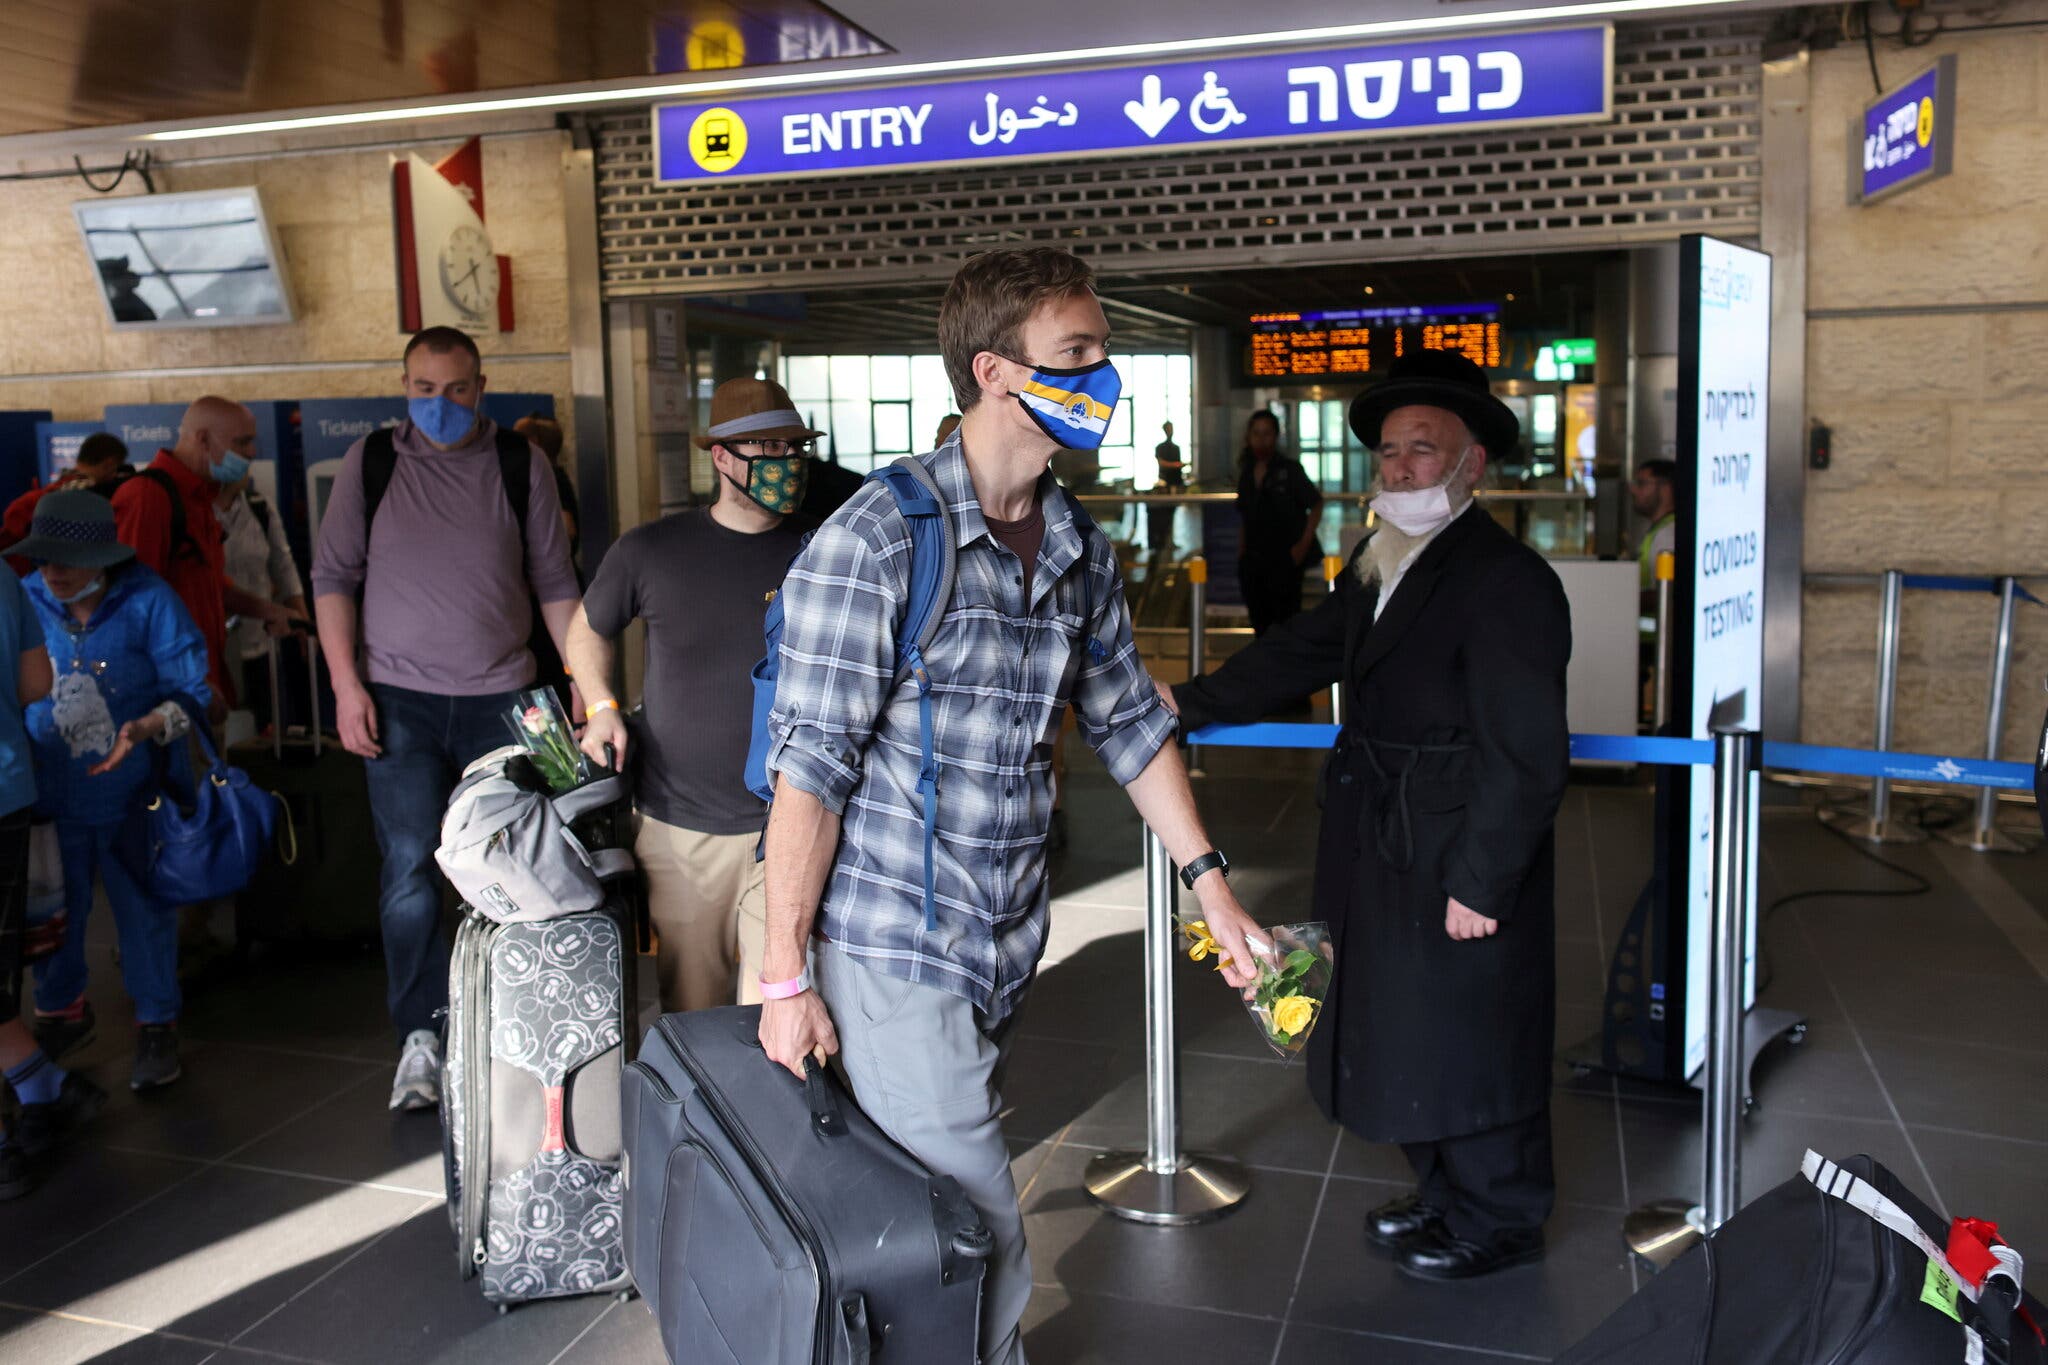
[4,488,137,570]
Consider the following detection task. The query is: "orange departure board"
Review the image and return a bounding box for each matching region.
[1248,305,1501,380]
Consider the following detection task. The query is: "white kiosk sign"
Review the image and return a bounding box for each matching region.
[1673,234,1770,1080]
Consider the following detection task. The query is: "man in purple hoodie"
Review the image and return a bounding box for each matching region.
[312,327,581,1113]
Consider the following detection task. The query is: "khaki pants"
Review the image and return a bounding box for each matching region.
[634,816,766,1014]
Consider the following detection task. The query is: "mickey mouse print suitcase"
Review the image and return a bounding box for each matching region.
[442,902,638,1308]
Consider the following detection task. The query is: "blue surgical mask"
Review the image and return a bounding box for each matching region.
[1006,357,1122,450]
[50,576,104,605]
[212,450,252,486]
[408,394,479,446]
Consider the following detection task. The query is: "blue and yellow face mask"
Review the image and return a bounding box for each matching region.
[1006,356,1122,450]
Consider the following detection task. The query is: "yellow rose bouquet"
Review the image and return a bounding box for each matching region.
[1179,918,1334,1059]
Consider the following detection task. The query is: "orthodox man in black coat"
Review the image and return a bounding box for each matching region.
[1170,349,1571,1281]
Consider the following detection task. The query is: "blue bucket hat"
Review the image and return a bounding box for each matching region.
[4,488,137,570]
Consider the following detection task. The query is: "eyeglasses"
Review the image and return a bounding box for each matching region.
[729,440,814,459]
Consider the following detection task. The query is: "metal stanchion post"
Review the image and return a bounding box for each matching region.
[1623,728,1760,1262]
[1084,830,1250,1225]
[1653,551,1675,733]
[1820,568,1925,844]
[1323,554,1345,726]
[1941,575,2034,853]
[1701,727,1755,1231]
[1186,556,1207,778]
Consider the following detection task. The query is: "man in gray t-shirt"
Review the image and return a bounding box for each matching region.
[570,378,819,1014]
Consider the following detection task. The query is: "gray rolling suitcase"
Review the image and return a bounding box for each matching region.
[439,753,643,1309]
[443,903,637,1308]
[623,1005,995,1363]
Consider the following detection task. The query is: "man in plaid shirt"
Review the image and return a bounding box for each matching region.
[758,247,1262,1365]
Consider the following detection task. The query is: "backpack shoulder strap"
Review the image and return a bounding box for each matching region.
[135,466,195,563]
[361,428,398,539]
[866,455,958,934]
[871,456,957,667]
[493,427,533,573]
[245,489,272,534]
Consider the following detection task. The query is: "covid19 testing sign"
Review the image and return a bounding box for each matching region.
[1674,234,1771,1081]
[651,26,1611,183]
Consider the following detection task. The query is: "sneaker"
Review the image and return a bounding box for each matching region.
[0,1141,35,1201]
[14,1071,109,1156]
[390,1030,442,1113]
[32,1003,96,1062]
[130,1024,183,1093]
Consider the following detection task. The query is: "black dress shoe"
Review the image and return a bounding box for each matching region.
[1396,1224,1545,1281]
[1365,1194,1445,1250]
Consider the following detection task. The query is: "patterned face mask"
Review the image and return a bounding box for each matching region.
[723,453,810,515]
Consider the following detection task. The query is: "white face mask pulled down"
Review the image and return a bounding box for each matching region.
[1369,449,1476,538]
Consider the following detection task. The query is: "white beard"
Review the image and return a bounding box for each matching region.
[1358,519,1430,588]
[1355,469,1477,588]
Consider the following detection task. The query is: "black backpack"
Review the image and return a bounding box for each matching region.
[99,466,205,565]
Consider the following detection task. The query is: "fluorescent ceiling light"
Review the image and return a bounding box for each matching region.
[144,0,1754,143]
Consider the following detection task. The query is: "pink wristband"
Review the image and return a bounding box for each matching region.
[760,969,811,1000]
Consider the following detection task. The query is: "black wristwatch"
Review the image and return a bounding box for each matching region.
[1179,850,1230,890]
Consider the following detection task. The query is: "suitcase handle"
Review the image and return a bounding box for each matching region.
[801,1056,847,1138]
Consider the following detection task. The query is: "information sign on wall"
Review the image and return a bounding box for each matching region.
[1852,55,1956,205]
[653,25,1611,183]
[1671,234,1771,1080]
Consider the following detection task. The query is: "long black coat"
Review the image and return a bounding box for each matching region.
[1176,506,1571,1143]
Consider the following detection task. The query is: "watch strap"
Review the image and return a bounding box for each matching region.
[1179,850,1229,889]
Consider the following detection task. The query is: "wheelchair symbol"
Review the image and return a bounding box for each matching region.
[1189,71,1248,135]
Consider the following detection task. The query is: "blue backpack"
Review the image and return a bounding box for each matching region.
[743,452,1105,933]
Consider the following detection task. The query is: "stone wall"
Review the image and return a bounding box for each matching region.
[0,129,573,455]
[1801,10,2048,759]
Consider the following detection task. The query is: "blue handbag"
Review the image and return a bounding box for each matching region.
[118,696,282,904]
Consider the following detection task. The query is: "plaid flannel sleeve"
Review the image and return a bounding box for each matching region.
[763,515,903,815]
[1070,535,1173,785]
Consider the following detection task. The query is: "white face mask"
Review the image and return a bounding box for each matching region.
[1370,449,1475,538]
[50,575,104,605]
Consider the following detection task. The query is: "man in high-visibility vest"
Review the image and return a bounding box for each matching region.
[1631,460,1677,598]
[1631,459,1678,723]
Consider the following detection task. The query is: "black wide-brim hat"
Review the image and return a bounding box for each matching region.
[1348,348,1520,460]
[4,487,136,569]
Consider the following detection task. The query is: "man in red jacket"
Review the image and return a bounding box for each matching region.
[112,398,300,714]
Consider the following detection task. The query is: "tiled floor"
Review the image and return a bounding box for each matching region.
[3,750,2044,1364]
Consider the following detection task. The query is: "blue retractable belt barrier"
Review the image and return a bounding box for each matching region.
[1900,574,2046,607]
[1185,722,1340,748]
[1185,724,2035,789]
[1569,733,1712,766]
[1759,741,2034,790]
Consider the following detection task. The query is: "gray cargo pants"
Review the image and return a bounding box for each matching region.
[814,941,1030,1365]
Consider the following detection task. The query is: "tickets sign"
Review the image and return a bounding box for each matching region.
[1854,55,1956,204]
[653,25,1611,183]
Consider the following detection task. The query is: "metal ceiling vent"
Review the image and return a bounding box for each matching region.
[592,18,1762,297]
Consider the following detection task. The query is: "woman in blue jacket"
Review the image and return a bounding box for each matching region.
[8,490,210,1093]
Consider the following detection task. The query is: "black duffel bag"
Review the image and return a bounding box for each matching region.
[1559,1151,2044,1365]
